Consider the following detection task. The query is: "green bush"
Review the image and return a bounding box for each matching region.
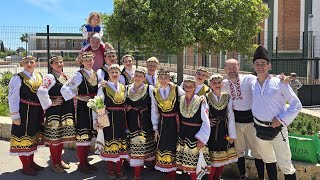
[288,113,320,136]
[0,71,13,116]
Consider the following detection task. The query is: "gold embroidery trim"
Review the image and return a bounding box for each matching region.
[207,92,229,110]
[127,84,148,101]
[122,71,133,84]
[19,72,42,93]
[180,95,202,118]
[105,83,126,104]
[52,71,68,84]
[154,85,176,112]
[80,69,97,86]
[198,84,210,96]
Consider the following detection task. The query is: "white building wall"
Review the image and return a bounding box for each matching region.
[313,0,320,58]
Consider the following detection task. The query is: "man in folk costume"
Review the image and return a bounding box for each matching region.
[145,56,159,87]
[222,59,265,180]
[97,48,117,83]
[119,54,135,85]
[8,55,45,176]
[206,74,237,180]
[176,76,211,180]
[37,55,76,173]
[151,68,185,180]
[93,64,128,180]
[125,68,157,180]
[61,51,98,174]
[251,46,302,180]
[180,66,210,96]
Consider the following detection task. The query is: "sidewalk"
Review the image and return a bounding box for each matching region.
[0,140,165,180]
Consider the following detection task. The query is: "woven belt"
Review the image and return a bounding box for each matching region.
[181,121,201,127]
[129,107,148,132]
[20,99,41,106]
[78,93,97,97]
[160,112,180,132]
[105,107,126,111]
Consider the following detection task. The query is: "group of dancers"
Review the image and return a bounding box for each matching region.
[8,15,302,179]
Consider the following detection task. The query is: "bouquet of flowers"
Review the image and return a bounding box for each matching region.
[87,95,110,128]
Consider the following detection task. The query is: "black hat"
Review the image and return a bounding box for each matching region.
[253,45,270,63]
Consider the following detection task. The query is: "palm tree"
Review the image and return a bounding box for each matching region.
[20,33,28,54]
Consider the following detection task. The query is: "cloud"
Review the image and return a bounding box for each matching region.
[26,0,61,12]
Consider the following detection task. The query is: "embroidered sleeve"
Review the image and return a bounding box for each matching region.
[37,74,56,110]
[195,102,211,144]
[61,72,82,101]
[8,75,21,120]
[150,85,160,130]
[227,98,237,139]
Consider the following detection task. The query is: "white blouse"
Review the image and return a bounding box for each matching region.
[61,68,93,101]
[8,70,38,120]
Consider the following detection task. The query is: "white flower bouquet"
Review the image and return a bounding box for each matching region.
[87,95,110,128]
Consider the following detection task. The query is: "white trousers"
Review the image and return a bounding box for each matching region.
[256,126,296,175]
[234,122,261,159]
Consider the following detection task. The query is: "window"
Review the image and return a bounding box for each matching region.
[59,40,65,48]
[42,40,47,48]
[72,41,78,48]
[50,40,57,48]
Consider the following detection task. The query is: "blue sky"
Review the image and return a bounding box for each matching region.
[0,0,114,50]
[2,0,114,27]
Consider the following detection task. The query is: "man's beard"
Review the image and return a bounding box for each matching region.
[228,72,238,79]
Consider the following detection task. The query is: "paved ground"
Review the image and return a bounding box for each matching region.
[0,140,235,180]
[0,140,164,180]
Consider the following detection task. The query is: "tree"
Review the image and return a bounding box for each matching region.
[0,41,4,52]
[103,0,269,83]
[20,33,28,55]
[16,47,25,54]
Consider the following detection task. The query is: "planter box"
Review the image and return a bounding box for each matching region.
[288,133,319,163]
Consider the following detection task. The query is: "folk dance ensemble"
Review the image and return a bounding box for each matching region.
[144,57,159,87]
[97,48,117,83]
[37,55,76,173]
[223,58,265,180]
[93,64,128,179]
[125,68,157,180]
[180,66,210,96]
[176,76,211,180]
[251,46,302,180]
[206,74,238,180]
[8,56,45,176]
[152,68,185,179]
[119,54,135,85]
[61,51,98,174]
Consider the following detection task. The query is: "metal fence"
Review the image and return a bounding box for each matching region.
[0,26,320,85]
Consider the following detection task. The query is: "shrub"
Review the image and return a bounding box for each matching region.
[288,112,320,136]
[0,71,13,116]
